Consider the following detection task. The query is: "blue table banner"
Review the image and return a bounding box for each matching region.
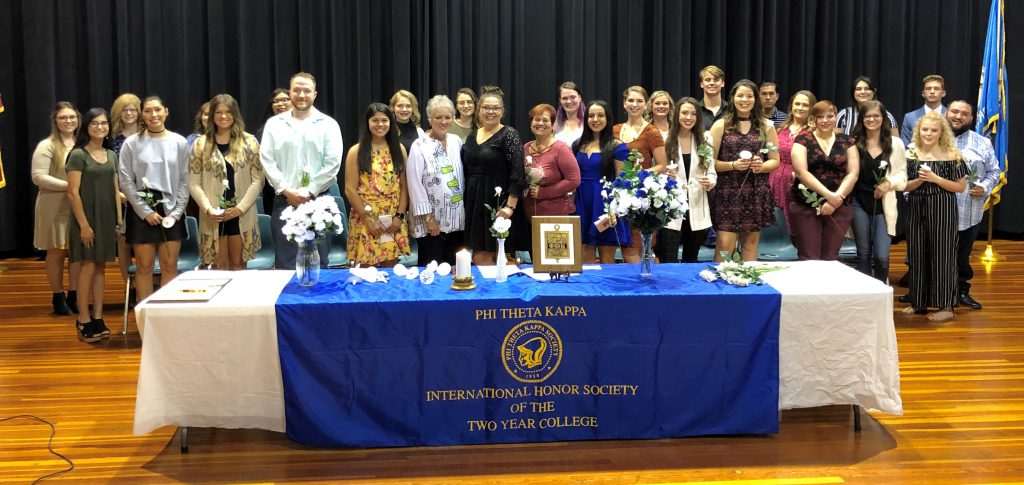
[275,264,781,447]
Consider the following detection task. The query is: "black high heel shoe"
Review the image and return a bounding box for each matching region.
[52,293,73,316]
[76,319,102,343]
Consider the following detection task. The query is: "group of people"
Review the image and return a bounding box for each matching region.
[32,68,1001,341]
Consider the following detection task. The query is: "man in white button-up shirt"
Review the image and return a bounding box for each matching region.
[260,72,344,268]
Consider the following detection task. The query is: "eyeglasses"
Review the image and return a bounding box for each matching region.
[272,98,290,104]
[57,115,78,122]
[481,106,503,112]
[89,121,110,127]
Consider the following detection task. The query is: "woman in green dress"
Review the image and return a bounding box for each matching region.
[67,108,121,342]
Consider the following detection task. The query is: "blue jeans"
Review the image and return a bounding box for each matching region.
[851,198,890,282]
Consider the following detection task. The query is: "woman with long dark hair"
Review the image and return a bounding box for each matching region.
[709,79,780,261]
[32,101,81,315]
[344,103,411,267]
[189,94,265,270]
[657,97,716,263]
[573,100,630,264]
[850,100,907,281]
[835,76,899,136]
[118,96,190,302]
[66,108,120,341]
[257,88,291,214]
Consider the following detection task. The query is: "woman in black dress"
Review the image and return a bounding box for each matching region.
[461,86,526,265]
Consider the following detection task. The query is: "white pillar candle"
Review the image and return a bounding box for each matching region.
[455,249,471,278]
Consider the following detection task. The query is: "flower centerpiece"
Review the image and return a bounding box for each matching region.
[484,186,512,282]
[602,149,688,278]
[280,196,345,286]
[699,251,786,287]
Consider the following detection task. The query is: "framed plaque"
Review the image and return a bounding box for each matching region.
[531,216,583,274]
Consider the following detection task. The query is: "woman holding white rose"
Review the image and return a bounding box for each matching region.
[406,95,465,266]
[901,112,966,322]
[118,96,190,302]
[657,97,716,263]
[850,100,907,281]
[344,103,411,268]
[188,94,265,270]
[460,86,527,265]
[789,100,859,261]
[709,80,780,262]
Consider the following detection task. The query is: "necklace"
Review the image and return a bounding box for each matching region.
[531,138,554,155]
[147,128,166,134]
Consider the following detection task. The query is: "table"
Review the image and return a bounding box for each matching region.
[133,262,902,443]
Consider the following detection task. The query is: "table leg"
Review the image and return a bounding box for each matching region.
[179,426,189,453]
[853,405,862,432]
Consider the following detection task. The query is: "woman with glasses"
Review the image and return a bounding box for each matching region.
[109,93,143,304]
[32,102,82,315]
[554,81,585,146]
[66,108,120,341]
[461,86,527,265]
[450,88,477,143]
[257,88,291,214]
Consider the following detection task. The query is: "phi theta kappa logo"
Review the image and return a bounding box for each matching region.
[502,320,563,383]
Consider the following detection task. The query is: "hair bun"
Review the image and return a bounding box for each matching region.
[479,85,505,98]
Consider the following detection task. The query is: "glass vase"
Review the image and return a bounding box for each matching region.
[495,238,507,283]
[296,240,321,286]
[639,231,654,279]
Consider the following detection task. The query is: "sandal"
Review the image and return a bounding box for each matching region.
[76,320,102,343]
[94,318,111,338]
[928,309,955,323]
[900,306,928,315]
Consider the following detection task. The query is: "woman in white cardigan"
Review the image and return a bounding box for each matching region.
[656,97,717,263]
[850,100,907,282]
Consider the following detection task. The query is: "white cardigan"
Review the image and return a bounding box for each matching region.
[666,133,717,231]
[880,137,908,236]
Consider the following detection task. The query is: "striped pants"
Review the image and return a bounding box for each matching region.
[906,192,959,309]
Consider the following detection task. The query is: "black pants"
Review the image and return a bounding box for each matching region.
[956,222,982,293]
[656,225,708,263]
[416,231,464,267]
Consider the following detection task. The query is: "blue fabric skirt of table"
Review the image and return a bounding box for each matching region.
[275,264,781,447]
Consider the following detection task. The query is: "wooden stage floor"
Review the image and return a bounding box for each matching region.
[1,240,1022,484]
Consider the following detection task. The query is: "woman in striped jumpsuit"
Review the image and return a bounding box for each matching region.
[901,112,966,323]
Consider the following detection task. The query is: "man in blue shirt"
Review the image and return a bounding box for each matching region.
[946,99,1000,310]
[759,81,787,128]
[900,75,947,145]
[261,72,345,268]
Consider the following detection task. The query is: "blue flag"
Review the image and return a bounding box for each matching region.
[976,0,1008,209]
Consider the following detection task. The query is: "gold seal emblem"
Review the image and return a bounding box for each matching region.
[502,320,563,383]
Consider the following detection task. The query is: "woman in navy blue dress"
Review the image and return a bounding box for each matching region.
[573,100,630,264]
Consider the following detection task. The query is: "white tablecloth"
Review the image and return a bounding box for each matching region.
[133,262,901,435]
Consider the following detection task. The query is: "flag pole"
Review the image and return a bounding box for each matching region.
[980,206,1005,262]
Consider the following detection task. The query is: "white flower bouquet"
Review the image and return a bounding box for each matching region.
[699,251,786,287]
[280,196,344,244]
[602,149,688,233]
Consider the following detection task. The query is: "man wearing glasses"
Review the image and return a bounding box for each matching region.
[260,72,344,269]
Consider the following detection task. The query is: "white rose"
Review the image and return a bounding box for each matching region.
[879,160,888,169]
[699,270,718,282]
[494,186,502,196]
[739,150,753,160]
[798,183,807,191]
[703,131,714,145]
[141,177,150,188]
[492,216,512,233]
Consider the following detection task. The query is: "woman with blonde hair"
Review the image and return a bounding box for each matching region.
[32,101,82,315]
[901,111,966,322]
[390,89,425,153]
[188,94,265,270]
[110,93,142,303]
[643,90,675,140]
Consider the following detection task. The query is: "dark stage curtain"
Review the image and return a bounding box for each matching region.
[0,0,1018,253]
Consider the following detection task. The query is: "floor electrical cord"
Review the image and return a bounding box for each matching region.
[0,415,74,483]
